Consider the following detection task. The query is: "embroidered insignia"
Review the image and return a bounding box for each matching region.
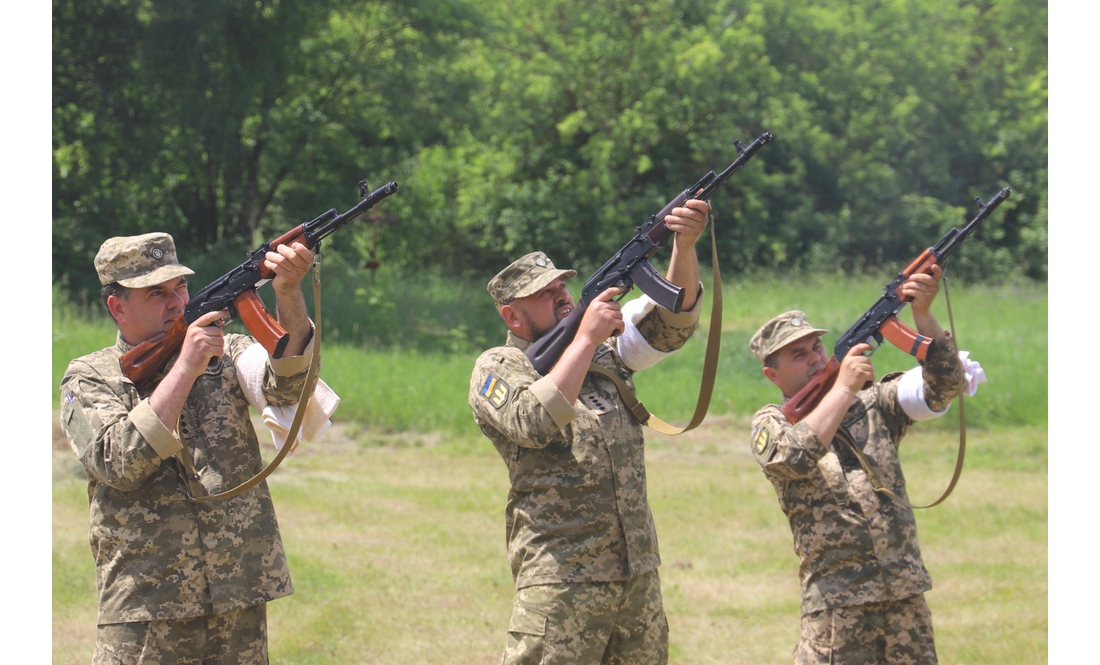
[480,374,510,409]
[151,248,165,260]
[752,425,771,454]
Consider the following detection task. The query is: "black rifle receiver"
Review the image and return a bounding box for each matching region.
[525,132,773,375]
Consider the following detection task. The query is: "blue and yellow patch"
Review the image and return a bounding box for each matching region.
[480,374,510,409]
[752,425,771,455]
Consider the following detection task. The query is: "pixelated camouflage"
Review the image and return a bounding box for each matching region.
[60,331,309,624]
[749,309,829,362]
[469,303,698,590]
[486,251,577,308]
[94,604,268,664]
[794,595,937,664]
[502,571,668,665]
[94,232,195,287]
[750,334,960,614]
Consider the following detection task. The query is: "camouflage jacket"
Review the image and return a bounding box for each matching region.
[469,296,700,590]
[750,334,961,613]
[59,331,313,624]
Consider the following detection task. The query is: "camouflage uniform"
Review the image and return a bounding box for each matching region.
[59,232,313,664]
[750,312,962,665]
[470,252,700,665]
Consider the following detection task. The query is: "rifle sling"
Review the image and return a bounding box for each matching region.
[587,216,722,436]
[174,256,324,503]
[833,275,967,510]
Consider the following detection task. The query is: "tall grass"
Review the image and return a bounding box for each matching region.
[52,273,1047,434]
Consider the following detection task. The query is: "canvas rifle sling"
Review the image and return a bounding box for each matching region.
[834,275,968,510]
[587,215,722,436]
[175,254,324,502]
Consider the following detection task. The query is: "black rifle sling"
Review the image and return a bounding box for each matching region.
[175,255,324,503]
[833,275,968,510]
[587,216,722,436]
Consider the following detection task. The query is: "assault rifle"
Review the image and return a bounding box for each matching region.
[120,180,400,387]
[780,187,1012,424]
[524,132,773,375]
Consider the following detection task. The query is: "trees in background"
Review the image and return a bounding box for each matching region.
[53,0,1047,304]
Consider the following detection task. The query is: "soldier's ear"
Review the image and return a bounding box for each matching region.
[106,294,127,325]
[762,366,783,389]
[500,304,523,333]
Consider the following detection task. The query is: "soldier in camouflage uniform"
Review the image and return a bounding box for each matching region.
[748,265,963,665]
[469,199,710,665]
[59,232,316,664]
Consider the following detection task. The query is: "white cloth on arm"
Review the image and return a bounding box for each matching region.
[234,342,340,451]
[617,294,676,371]
[897,350,987,421]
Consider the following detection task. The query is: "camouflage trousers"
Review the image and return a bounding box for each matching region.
[93,604,268,665]
[794,594,937,665]
[502,570,668,665]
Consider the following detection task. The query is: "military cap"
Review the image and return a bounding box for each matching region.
[487,251,577,308]
[94,232,195,288]
[749,310,829,362]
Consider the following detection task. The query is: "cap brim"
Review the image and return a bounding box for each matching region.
[510,268,577,300]
[117,264,196,289]
[769,327,829,357]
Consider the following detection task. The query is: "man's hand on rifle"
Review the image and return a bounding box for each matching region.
[663,199,709,312]
[263,241,315,357]
[899,264,948,343]
[836,343,876,397]
[266,242,315,296]
[666,199,710,252]
[580,286,629,343]
[177,310,230,379]
[900,264,942,317]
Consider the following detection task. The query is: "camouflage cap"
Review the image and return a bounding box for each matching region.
[749,310,829,362]
[94,232,195,288]
[486,251,577,308]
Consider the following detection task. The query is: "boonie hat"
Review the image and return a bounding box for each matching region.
[94,232,195,288]
[487,251,576,308]
[749,310,829,362]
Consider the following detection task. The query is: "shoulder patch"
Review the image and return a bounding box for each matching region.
[752,425,771,455]
[479,374,511,409]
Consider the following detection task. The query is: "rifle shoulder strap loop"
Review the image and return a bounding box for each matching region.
[177,256,324,503]
[836,275,968,510]
[588,215,722,436]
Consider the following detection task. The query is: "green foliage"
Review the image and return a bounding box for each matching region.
[53,0,1046,302]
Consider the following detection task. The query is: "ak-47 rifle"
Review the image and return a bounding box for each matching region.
[781,187,1012,424]
[120,180,400,388]
[525,132,773,375]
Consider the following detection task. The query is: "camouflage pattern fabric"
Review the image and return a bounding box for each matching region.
[60,331,312,625]
[793,594,937,664]
[749,334,961,618]
[502,570,668,665]
[93,604,268,665]
[470,302,699,590]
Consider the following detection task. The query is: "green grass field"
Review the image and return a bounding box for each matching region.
[51,276,1047,663]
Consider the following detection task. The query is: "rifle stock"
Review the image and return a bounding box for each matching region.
[780,187,1010,424]
[119,317,189,388]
